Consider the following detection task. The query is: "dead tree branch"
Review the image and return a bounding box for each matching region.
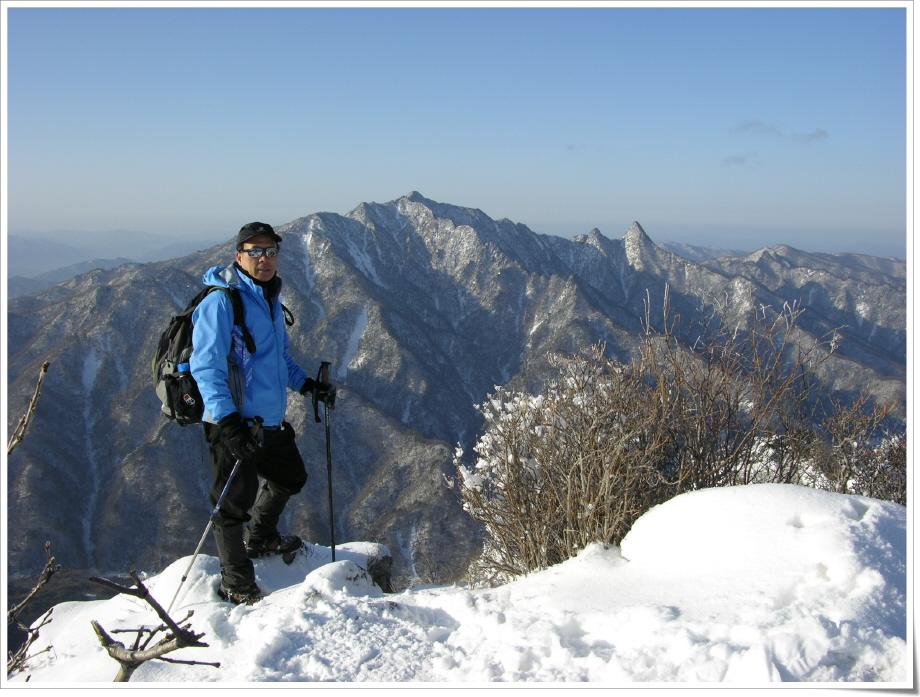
[88,570,219,682]
[8,361,51,456]
[7,542,63,679]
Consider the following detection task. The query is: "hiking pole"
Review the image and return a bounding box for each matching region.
[313,361,336,561]
[167,417,263,613]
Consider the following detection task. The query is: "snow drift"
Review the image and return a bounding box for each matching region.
[9,484,908,684]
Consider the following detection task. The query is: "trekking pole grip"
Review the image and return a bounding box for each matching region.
[313,361,333,422]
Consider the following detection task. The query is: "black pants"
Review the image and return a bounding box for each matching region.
[203,420,307,589]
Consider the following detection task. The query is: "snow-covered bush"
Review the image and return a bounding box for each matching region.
[450,354,675,585]
[450,292,905,585]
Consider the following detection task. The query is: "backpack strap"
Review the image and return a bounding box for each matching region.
[282,303,295,327]
[226,288,257,354]
[200,286,257,355]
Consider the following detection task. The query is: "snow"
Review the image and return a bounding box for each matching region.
[80,345,104,566]
[338,306,369,380]
[296,217,317,289]
[81,347,101,395]
[342,225,382,287]
[10,484,908,685]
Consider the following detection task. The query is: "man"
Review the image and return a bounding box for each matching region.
[191,221,333,605]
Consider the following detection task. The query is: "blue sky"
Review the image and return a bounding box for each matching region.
[4,3,910,258]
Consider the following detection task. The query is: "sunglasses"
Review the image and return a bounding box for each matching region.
[241,246,279,258]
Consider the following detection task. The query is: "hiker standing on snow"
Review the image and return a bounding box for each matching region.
[191,222,335,605]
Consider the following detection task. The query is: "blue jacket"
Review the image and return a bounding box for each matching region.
[190,264,309,427]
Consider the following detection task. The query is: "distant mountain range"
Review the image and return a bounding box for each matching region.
[7,229,229,297]
[8,258,136,298]
[7,193,905,587]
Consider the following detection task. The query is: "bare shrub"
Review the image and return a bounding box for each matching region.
[641,293,838,490]
[449,291,904,585]
[805,393,904,503]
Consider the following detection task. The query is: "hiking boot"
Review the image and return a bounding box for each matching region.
[246,533,302,560]
[217,581,264,606]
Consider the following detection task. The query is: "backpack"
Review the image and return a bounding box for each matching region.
[152,286,256,426]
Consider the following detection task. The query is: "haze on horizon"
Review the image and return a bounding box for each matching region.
[4,3,909,260]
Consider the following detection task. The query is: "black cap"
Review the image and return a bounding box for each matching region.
[237,222,282,250]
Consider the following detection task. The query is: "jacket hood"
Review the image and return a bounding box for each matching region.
[202,264,283,297]
[202,264,243,290]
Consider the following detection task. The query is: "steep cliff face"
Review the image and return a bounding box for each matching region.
[7,193,906,583]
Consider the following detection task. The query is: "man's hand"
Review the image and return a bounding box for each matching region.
[301,378,337,407]
[316,380,337,407]
[218,412,259,461]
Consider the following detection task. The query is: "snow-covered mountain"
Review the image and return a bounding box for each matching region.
[9,485,908,684]
[6,193,906,587]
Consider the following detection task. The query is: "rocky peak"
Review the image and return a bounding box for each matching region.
[623,221,655,270]
[403,190,432,205]
[624,221,652,244]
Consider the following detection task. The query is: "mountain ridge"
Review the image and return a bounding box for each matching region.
[7,193,905,585]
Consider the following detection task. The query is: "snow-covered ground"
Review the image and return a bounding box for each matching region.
[9,484,909,684]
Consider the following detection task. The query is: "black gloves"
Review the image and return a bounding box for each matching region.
[301,378,337,407]
[317,380,337,408]
[218,412,259,461]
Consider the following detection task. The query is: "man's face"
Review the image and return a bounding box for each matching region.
[236,234,279,282]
